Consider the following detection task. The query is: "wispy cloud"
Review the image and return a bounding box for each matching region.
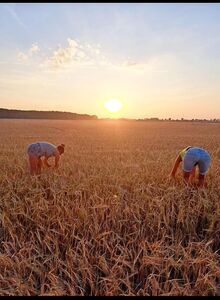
[45,39,82,68]
[118,57,169,73]
[5,5,28,32]
[16,38,170,74]
[17,52,28,62]
[43,38,103,71]
[29,44,40,55]
[17,43,40,62]
[122,60,147,70]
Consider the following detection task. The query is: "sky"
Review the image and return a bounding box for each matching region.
[0,3,220,119]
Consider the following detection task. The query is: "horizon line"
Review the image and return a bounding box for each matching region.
[0,107,220,122]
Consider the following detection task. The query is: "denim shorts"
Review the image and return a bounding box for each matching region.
[183,147,211,175]
[27,143,42,158]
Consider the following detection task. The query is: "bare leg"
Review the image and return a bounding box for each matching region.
[28,155,38,175]
[37,158,42,175]
[190,166,196,183]
[183,171,190,185]
[198,174,205,188]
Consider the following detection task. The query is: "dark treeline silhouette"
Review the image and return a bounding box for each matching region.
[0,108,219,122]
[136,117,220,123]
[0,108,98,120]
[100,117,220,123]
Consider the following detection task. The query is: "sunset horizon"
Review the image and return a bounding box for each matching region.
[1,3,220,120]
[1,105,220,121]
[0,3,220,296]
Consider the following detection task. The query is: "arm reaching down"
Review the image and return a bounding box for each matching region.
[54,151,60,169]
[44,157,51,168]
[170,154,182,178]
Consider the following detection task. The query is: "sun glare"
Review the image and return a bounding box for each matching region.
[104,99,122,113]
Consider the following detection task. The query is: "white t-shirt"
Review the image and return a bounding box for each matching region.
[38,142,57,157]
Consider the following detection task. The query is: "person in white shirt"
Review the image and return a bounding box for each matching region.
[27,141,65,175]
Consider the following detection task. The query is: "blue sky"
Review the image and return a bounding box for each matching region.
[0,3,220,118]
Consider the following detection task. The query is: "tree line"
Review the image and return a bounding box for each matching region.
[0,108,98,120]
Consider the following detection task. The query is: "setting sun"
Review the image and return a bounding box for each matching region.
[104,99,123,113]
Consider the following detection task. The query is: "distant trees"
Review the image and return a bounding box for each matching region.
[0,108,98,120]
[136,116,220,123]
[0,107,219,123]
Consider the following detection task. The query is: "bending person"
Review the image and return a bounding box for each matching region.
[27,141,65,175]
[170,146,211,187]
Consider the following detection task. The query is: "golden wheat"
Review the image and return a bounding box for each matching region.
[0,119,219,295]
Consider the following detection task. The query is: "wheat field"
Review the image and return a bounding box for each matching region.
[0,119,219,296]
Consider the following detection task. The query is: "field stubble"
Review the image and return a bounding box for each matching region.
[0,119,219,295]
